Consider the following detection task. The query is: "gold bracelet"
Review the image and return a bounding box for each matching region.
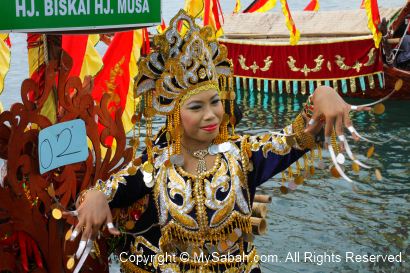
[292,114,316,150]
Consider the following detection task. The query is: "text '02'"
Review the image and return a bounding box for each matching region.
[38,119,88,174]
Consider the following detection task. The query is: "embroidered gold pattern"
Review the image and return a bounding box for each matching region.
[335,48,376,72]
[132,236,160,255]
[287,55,324,76]
[238,55,273,74]
[364,48,377,67]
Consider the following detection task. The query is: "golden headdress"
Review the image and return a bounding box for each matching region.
[135,9,233,115]
[131,10,236,180]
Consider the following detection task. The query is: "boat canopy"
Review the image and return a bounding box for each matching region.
[222,8,401,40]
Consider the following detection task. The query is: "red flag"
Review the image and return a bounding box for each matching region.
[4,36,11,47]
[62,34,103,95]
[304,0,319,11]
[161,18,166,31]
[141,28,151,56]
[360,0,365,9]
[62,35,89,78]
[92,31,143,146]
[92,32,132,146]
[27,34,46,101]
[157,18,167,34]
[92,31,133,118]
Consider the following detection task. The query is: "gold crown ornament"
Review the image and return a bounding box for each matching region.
[131,10,237,181]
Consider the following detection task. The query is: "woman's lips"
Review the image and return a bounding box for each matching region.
[201,124,218,132]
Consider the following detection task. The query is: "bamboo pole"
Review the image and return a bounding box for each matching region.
[254,194,272,203]
[250,217,267,235]
[251,202,267,218]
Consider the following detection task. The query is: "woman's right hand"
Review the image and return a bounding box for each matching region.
[63,189,120,260]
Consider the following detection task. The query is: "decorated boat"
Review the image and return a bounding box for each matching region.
[220,1,410,99]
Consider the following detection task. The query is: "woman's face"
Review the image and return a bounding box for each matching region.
[180,89,224,146]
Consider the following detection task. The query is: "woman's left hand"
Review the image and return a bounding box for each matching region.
[304,86,371,148]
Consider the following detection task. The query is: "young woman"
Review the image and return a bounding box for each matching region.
[67,10,370,273]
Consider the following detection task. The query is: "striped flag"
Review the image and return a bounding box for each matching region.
[26,34,102,123]
[364,0,382,48]
[27,34,57,123]
[156,18,167,34]
[141,28,150,56]
[304,0,320,11]
[0,34,11,94]
[62,34,103,81]
[204,0,224,38]
[243,0,277,13]
[280,0,300,45]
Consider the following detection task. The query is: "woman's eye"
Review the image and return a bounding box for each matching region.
[189,105,201,110]
[212,99,220,104]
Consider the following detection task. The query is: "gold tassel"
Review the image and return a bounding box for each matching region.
[368,74,375,89]
[295,160,301,176]
[229,76,236,136]
[256,78,261,91]
[271,80,275,93]
[303,154,309,170]
[317,144,323,160]
[281,171,286,183]
[144,91,154,165]
[173,104,182,157]
[301,81,306,95]
[285,80,291,94]
[288,166,293,179]
[243,77,248,90]
[331,130,340,154]
[350,78,357,93]
[332,80,338,92]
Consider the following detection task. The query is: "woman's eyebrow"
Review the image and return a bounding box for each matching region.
[210,94,219,100]
[187,94,219,105]
[187,100,203,105]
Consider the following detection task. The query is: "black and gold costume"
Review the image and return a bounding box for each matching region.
[98,118,314,273]
[94,9,316,273]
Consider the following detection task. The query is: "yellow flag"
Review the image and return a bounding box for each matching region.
[180,0,206,36]
[184,0,205,18]
[233,0,241,13]
[122,30,143,134]
[0,34,11,94]
[79,34,103,81]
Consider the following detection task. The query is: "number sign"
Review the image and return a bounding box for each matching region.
[38,119,88,174]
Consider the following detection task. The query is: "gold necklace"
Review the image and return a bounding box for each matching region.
[182,144,210,173]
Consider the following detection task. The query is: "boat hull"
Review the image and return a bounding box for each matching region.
[345,65,410,100]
